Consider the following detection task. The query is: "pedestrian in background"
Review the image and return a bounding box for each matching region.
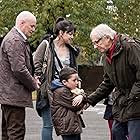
[51,67,85,140]
[33,17,79,140]
[73,24,140,140]
[0,11,40,140]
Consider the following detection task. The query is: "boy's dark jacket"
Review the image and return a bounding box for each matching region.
[51,79,84,136]
[88,34,140,122]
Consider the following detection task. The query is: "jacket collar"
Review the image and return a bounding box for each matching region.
[109,34,124,58]
[14,26,27,40]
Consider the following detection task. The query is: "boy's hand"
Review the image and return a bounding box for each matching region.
[72,95,83,106]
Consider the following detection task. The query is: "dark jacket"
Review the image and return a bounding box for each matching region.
[0,28,37,108]
[33,38,79,103]
[51,79,83,136]
[88,34,140,122]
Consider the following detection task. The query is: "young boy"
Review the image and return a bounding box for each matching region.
[51,67,86,140]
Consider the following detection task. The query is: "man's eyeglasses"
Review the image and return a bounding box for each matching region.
[92,37,103,46]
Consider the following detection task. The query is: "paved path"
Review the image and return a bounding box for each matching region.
[0,103,109,140]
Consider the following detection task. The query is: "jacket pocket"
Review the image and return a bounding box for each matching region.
[129,93,140,102]
[126,99,140,118]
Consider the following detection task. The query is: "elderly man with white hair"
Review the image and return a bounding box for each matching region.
[73,24,140,140]
[0,11,40,140]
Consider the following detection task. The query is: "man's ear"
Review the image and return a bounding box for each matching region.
[20,19,26,26]
[62,79,67,85]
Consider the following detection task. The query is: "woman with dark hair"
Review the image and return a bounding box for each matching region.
[33,17,80,140]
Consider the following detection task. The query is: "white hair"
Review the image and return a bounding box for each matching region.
[15,11,36,27]
[90,24,116,40]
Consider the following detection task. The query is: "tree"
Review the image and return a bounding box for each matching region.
[111,0,140,37]
[0,0,139,65]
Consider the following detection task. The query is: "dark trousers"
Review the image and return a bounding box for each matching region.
[61,134,81,140]
[1,104,25,140]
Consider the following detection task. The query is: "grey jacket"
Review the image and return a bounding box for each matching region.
[0,28,37,108]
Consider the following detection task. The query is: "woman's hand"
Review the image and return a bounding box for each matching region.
[72,95,83,106]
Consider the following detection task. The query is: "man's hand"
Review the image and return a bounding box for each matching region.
[83,103,90,110]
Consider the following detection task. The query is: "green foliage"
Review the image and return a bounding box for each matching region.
[111,0,140,37]
[0,0,34,35]
[0,0,139,65]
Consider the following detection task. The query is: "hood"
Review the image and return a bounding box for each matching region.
[51,79,64,91]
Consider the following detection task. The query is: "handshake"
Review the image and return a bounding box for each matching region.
[71,88,90,110]
[71,88,84,95]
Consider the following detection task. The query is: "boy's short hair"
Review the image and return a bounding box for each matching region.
[59,67,77,82]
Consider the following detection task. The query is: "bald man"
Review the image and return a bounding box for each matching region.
[0,11,40,140]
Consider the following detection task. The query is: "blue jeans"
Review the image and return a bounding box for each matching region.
[41,106,53,140]
[128,119,140,140]
[112,120,128,140]
[112,119,140,140]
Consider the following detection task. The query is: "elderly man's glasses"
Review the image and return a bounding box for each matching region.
[92,37,103,46]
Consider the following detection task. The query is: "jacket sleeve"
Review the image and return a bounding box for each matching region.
[5,40,37,91]
[87,73,114,107]
[127,42,140,98]
[33,40,48,76]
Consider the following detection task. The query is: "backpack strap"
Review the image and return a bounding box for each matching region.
[42,40,49,75]
[53,50,64,79]
[54,50,63,69]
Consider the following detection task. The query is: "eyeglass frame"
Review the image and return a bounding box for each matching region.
[92,37,104,45]
[92,35,108,47]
